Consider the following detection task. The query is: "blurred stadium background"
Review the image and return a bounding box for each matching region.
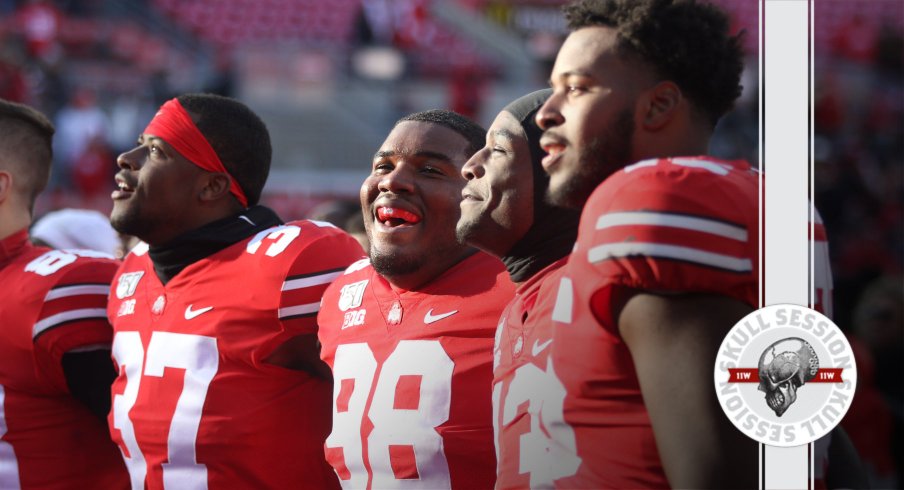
[1,0,902,485]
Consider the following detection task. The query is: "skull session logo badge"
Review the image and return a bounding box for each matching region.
[714,304,857,447]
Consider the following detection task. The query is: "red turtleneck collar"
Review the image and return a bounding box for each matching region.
[0,229,32,269]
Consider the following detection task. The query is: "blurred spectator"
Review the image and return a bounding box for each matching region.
[841,338,900,489]
[107,93,156,154]
[448,60,486,120]
[0,47,28,103]
[53,87,109,187]
[30,208,119,256]
[70,136,113,198]
[204,49,237,97]
[832,14,879,65]
[15,0,62,62]
[30,57,68,116]
[851,276,904,408]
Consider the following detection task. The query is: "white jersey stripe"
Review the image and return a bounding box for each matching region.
[596,212,748,242]
[282,271,343,292]
[588,242,753,272]
[44,284,110,302]
[278,302,321,319]
[33,308,108,339]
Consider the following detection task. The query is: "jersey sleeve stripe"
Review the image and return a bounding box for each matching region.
[671,157,731,175]
[596,212,748,241]
[588,242,753,273]
[282,270,344,291]
[44,284,111,301]
[32,308,109,340]
[278,302,320,320]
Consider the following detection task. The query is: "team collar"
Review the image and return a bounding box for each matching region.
[0,229,31,269]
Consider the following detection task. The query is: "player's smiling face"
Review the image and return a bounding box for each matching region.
[536,26,648,209]
[457,110,533,257]
[110,133,206,246]
[361,120,475,286]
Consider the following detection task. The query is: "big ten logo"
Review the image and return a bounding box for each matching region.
[343,310,366,329]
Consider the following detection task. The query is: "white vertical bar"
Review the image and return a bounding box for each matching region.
[763,1,811,489]
[757,0,765,483]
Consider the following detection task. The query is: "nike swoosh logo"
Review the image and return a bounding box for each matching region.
[424,308,458,324]
[184,305,214,320]
[532,338,553,356]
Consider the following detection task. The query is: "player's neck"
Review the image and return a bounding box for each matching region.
[636,123,711,161]
[385,248,478,291]
[0,205,31,242]
[143,202,246,247]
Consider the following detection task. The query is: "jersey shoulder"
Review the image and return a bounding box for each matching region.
[21,247,119,291]
[586,156,758,218]
[246,220,364,265]
[321,258,374,302]
[574,156,759,305]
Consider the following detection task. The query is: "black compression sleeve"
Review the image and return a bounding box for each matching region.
[61,350,117,421]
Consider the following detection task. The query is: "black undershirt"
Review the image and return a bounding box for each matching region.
[148,205,283,284]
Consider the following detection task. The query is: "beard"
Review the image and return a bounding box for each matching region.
[110,201,150,240]
[546,108,635,209]
[369,246,428,278]
[455,206,486,251]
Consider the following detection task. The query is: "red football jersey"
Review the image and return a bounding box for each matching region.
[548,157,760,488]
[317,252,515,489]
[106,220,364,490]
[492,257,578,490]
[0,229,129,489]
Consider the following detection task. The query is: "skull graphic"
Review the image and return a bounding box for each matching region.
[757,337,819,417]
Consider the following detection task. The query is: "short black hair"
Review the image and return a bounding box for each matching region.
[396,109,486,156]
[564,0,745,126]
[0,99,55,211]
[176,93,271,206]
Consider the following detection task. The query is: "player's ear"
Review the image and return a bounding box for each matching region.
[198,172,233,202]
[639,81,682,131]
[0,170,12,205]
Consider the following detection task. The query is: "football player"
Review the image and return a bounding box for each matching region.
[533,0,758,487]
[0,98,128,488]
[532,1,868,489]
[455,89,581,489]
[317,110,515,489]
[106,93,364,489]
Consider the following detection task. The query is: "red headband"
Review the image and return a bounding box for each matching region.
[144,98,249,207]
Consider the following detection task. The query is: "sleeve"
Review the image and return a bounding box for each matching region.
[32,257,119,392]
[277,224,366,337]
[576,160,759,326]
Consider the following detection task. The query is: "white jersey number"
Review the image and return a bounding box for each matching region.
[25,249,111,276]
[246,225,301,257]
[0,384,22,489]
[112,331,219,490]
[497,360,581,488]
[327,340,454,489]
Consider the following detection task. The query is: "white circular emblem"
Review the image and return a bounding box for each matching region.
[713,304,857,447]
